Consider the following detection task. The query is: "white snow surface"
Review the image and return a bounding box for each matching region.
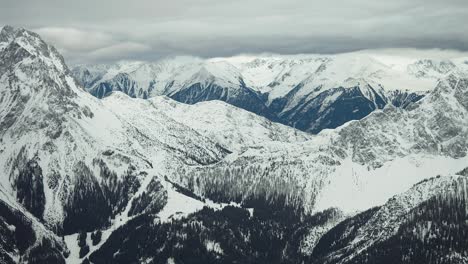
[314,155,468,213]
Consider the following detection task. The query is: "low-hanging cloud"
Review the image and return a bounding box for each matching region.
[88,42,151,61]
[1,0,467,64]
[35,27,114,52]
[33,27,151,63]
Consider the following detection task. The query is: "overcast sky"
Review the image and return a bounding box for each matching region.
[1,0,467,64]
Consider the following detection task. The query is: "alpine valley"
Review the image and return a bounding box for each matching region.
[0,25,468,264]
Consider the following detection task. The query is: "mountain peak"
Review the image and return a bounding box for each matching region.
[0,25,16,50]
[191,65,215,83]
[0,26,40,45]
[432,74,464,95]
[0,25,69,79]
[0,26,88,136]
[0,25,15,40]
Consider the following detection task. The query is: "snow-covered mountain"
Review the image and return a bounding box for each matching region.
[2,25,468,263]
[171,73,468,216]
[0,26,315,262]
[0,26,229,236]
[73,52,468,133]
[73,58,275,121]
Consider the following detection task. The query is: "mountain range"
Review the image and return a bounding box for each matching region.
[73,52,468,133]
[0,25,467,264]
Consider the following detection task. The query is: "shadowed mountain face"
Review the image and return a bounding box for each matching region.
[1,25,468,264]
[270,84,388,133]
[168,82,277,121]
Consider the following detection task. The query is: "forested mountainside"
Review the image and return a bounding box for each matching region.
[0,191,68,263]
[86,174,468,264]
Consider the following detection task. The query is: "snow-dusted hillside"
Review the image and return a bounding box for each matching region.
[0,26,317,263]
[102,94,311,152]
[74,51,468,133]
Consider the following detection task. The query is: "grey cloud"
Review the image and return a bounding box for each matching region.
[34,27,151,63]
[87,42,151,61]
[1,0,467,64]
[35,27,114,52]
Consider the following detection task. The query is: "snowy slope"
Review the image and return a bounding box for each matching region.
[73,57,242,98]
[3,24,468,221]
[225,52,446,99]
[110,95,312,152]
[0,27,315,264]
